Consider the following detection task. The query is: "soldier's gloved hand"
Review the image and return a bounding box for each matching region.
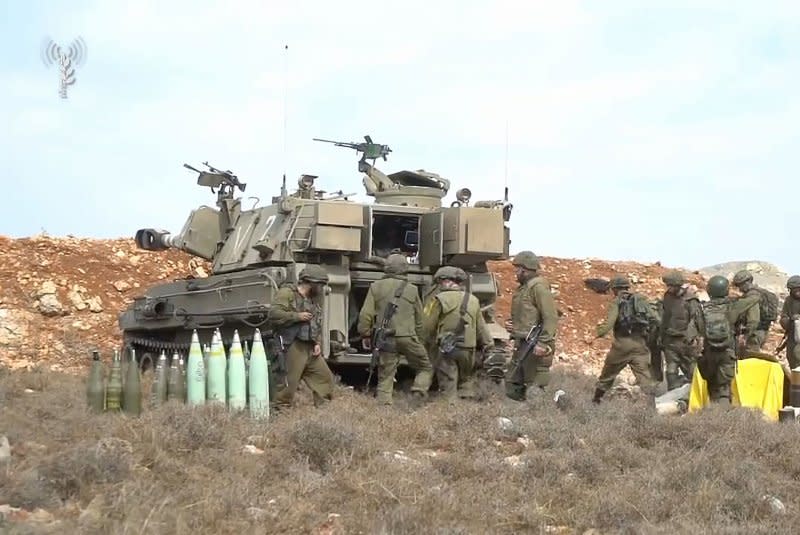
[298,311,313,322]
[533,344,549,357]
[312,343,321,357]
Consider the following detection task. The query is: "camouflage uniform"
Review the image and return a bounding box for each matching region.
[660,271,702,390]
[695,275,761,403]
[357,254,433,404]
[733,270,770,349]
[422,283,443,373]
[779,276,800,369]
[422,267,493,400]
[593,277,659,403]
[271,266,335,407]
[505,251,559,401]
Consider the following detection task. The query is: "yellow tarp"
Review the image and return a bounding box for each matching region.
[688,357,785,420]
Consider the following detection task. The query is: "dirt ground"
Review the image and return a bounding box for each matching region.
[3,235,783,375]
[1,366,799,534]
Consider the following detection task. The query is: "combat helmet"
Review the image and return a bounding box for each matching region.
[384,253,409,275]
[512,251,540,270]
[610,276,630,289]
[298,265,329,284]
[433,266,464,282]
[706,275,729,298]
[662,270,685,286]
[732,269,753,286]
[787,275,800,290]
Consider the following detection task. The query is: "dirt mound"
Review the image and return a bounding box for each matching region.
[0,235,783,373]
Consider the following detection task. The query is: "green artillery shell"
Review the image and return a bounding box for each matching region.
[151,351,168,407]
[86,350,106,413]
[248,328,270,420]
[122,347,142,416]
[106,350,123,411]
[167,352,185,402]
[227,330,247,411]
[206,329,227,404]
[187,330,206,405]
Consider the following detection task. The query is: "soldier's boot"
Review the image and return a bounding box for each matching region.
[592,388,605,404]
[408,390,426,409]
[665,373,681,391]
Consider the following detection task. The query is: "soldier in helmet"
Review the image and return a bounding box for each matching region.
[271,265,336,407]
[732,269,774,349]
[422,266,493,400]
[659,270,703,390]
[779,275,800,368]
[505,251,559,401]
[357,253,433,405]
[593,276,659,403]
[695,275,760,403]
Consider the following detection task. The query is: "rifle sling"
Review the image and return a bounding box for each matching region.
[376,280,409,337]
[450,286,472,345]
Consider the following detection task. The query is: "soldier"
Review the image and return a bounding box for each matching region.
[592,276,659,403]
[505,251,559,401]
[271,266,336,407]
[695,275,760,404]
[357,253,433,405]
[779,275,800,369]
[422,267,493,400]
[660,270,703,390]
[732,269,777,349]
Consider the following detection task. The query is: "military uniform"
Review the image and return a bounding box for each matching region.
[270,266,335,407]
[779,276,800,369]
[357,254,433,404]
[422,267,493,400]
[732,270,771,349]
[593,277,659,402]
[695,275,760,403]
[505,251,559,401]
[660,271,702,390]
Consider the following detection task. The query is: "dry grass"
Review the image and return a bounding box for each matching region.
[1,365,800,534]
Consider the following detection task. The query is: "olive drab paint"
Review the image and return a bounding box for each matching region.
[86,350,105,412]
[227,330,247,411]
[248,328,270,420]
[122,347,142,416]
[119,137,513,380]
[207,329,227,404]
[186,330,206,405]
[151,351,168,407]
[203,343,210,399]
[106,350,123,411]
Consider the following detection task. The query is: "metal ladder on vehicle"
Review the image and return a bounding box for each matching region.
[285,204,314,253]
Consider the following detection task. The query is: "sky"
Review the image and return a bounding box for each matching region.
[1,1,798,272]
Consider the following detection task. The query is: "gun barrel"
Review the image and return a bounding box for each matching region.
[313,138,359,149]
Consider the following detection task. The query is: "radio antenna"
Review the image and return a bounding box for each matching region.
[504,119,509,202]
[282,44,289,183]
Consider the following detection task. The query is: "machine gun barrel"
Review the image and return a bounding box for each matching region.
[312,138,360,150]
[313,135,392,162]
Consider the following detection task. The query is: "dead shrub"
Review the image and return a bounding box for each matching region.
[289,418,364,473]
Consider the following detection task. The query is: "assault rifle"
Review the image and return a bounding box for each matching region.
[366,281,408,387]
[439,276,473,357]
[507,322,545,382]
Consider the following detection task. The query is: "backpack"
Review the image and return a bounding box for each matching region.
[754,287,778,323]
[701,300,733,350]
[617,293,652,334]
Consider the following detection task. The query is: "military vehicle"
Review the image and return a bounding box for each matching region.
[119,136,513,380]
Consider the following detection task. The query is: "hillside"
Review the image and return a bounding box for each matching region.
[0,235,784,373]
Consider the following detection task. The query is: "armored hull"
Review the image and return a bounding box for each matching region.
[119,138,513,379]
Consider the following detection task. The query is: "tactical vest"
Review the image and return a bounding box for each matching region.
[662,293,691,337]
[510,276,547,339]
[280,285,321,343]
[434,290,480,348]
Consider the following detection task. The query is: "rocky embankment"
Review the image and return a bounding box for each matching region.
[0,234,788,373]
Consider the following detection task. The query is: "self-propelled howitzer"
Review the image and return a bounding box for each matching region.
[119,137,514,381]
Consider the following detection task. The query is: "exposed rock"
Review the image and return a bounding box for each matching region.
[112,280,131,292]
[37,294,65,316]
[86,296,103,313]
[36,280,57,297]
[67,288,87,310]
[699,260,790,299]
[0,435,10,463]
